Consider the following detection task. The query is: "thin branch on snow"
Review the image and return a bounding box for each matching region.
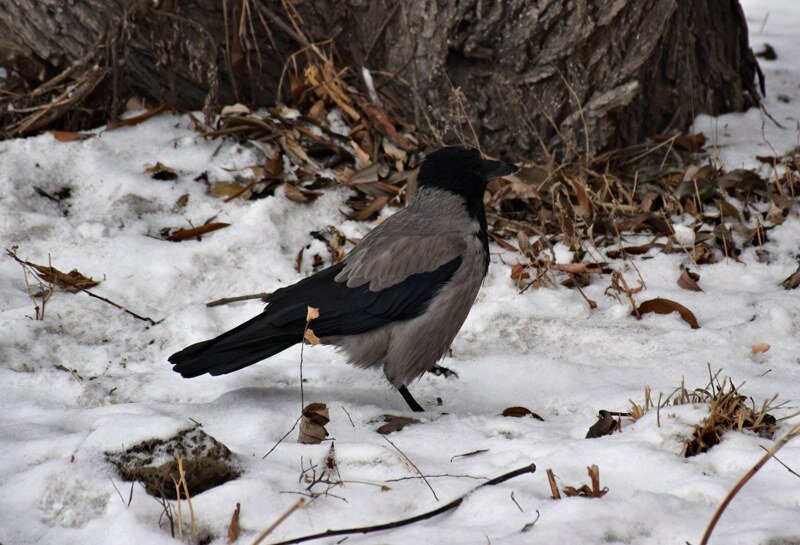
[700,421,800,545]
[267,464,536,545]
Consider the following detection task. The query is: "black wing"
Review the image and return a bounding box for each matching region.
[265,255,462,336]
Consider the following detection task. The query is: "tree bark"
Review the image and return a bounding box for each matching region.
[0,0,760,159]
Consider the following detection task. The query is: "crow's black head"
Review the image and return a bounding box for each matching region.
[417,147,518,203]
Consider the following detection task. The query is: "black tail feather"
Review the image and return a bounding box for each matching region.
[168,313,301,378]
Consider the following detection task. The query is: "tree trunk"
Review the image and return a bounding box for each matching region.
[0,0,760,159]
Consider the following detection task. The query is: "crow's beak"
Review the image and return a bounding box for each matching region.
[477,159,520,182]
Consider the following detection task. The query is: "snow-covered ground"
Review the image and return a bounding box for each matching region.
[1,1,799,544]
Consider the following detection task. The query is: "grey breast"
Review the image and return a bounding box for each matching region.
[327,187,488,387]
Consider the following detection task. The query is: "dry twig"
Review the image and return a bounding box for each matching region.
[700,421,800,545]
[268,464,536,545]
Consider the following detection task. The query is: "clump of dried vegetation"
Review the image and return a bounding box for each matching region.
[586,367,791,459]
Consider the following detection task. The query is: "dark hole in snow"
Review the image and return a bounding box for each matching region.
[106,427,242,499]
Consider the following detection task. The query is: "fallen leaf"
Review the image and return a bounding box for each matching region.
[221,103,251,116]
[717,169,767,194]
[376,415,421,435]
[308,99,327,122]
[715,199,742,223]
[635,298,700,329]
[350,163,383,185]
[167,222,230,242]
[211,181,245,198]
[488,232,518,252]
[756,155,781,167]
[298,403,329,444]
[357,98,415,151]
[751,343,770,354]
[109,104,168,129]
[691,243,717,265]
[605,244,658,259]
[550,262,611,274]
[501,407,544,421]
[174,193,189,209]
[49,131,90,142]
[304,327,320,346]
[674,133,706,153]
[766,201,786,225]
[228,503,240,544]
[145,162,179,181]
[677,268,702,292]
[655,133,706,153]
[755,43,777,60]
[347,196,388,221]
[781,265,800,289]
[283,183,323,203]
[714,224,739,258]
[586,410,619,438]
[28,263,101,292]
[510,263,530,282]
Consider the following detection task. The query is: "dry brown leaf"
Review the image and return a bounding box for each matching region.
[263,155,284,177]
[350,163,383,185]
[716,199,742,222]
[655,133,707,153]
[50,131,90,142]
[488,232,518,253]
[717,169,767,193]
[28,263,100,292]
[691,243,717,265]
[635,297,700,329]
[585,410,620,439]
[145,162,179,181]
[550,262,611,274]
[304,62,360,121]
[674,133,707,152]
[501,407,545,421]
[357,98,415,152]
[109,104,168,129]
[283,183,322,203]
[677,268,702,292]
[167,222,230,242]
[220,103,250,116]
[304,328,320,346]
[347,196,388,221]
[298,403,329,444]
[510,263,530,282]
[751,343,770,354]
[781,265,800,289]
[211,181,244,198]
[174,193,189,209]
[228,503,240,544]
[755,155,781,166]
[308,99,327,122]
[377,415,421,435]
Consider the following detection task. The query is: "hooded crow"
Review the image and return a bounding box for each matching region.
[169,146,519,411]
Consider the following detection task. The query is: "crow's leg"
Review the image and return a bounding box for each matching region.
[428,364,459,379]
[398,385,425,412]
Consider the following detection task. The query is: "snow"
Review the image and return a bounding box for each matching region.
[1,1,799,544]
